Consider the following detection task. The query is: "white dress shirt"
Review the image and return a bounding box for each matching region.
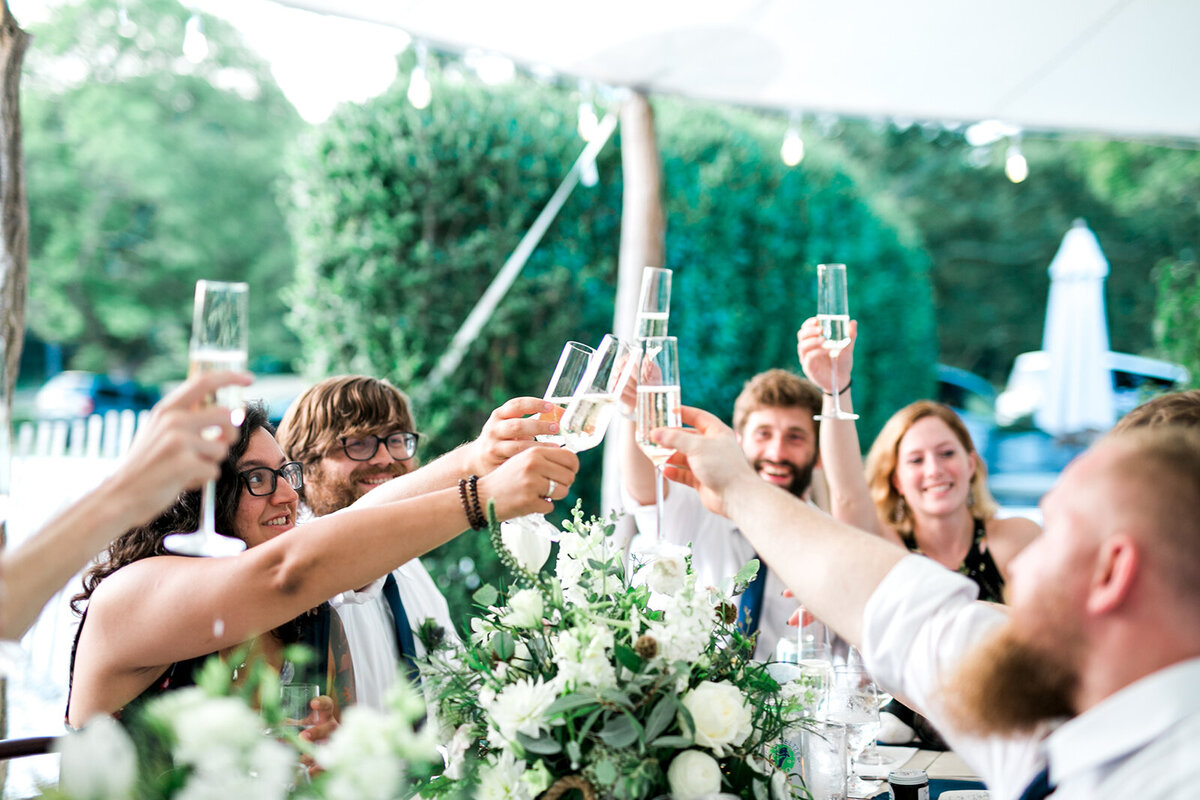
[628,482,799,659]
[862,554,1200,800]
[330,558,460,710]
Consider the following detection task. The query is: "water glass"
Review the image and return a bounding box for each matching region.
[799,720,848,800]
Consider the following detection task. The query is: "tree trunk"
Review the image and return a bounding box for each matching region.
[0,0,30,771]
[602,93,664,518]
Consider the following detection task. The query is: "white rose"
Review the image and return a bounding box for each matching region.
[500,519,553,573]
[503,588,544,629]
[667,749,722,800]
[642,553,687,595]
[55,715,138,800]
[679,680,753,756]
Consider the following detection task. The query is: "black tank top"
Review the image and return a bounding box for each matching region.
[901,516,1005,603]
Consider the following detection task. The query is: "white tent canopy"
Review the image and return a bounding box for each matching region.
[274,0,1200,143]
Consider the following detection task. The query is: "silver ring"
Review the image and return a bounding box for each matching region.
[546,478,557,499]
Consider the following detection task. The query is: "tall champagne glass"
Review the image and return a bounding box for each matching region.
[163,280,250,557]
[536,341,595,447]
[635,267,672,339]
[559,335,635,453]
[813,263,858,421]
[634,336,682,554]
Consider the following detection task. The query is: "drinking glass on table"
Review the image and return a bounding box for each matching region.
[633,336,684,555]
[164,280,249,557]
[813,263,857,421]
[827,665,883,798]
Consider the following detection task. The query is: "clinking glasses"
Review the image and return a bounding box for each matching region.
[340,432,420,462]
[239,461,304,496]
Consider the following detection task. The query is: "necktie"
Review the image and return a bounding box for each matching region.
[381,573,421,685]
[736,556,768,637]
[1017,765,1055,800]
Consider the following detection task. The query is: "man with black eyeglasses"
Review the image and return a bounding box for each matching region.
[277,375,561,709]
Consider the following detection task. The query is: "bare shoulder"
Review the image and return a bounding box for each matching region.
[984,515,1042,574]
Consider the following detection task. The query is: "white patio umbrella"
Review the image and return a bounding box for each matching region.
[1034,219,1115,437]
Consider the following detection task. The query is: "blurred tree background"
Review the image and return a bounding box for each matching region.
[13,0,1200,624]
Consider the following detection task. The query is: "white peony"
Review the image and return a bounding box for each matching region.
[667,749,723,800]
[500,519,553,573]
[640,552,687,595]
[503,588,544,629]
[478,748,534,800]
[55,715,138,800]
[481,676,559,745]
[679,680,753,757]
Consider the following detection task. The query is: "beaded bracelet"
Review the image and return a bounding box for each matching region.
[821,378,852,396]
[458,476,486,530]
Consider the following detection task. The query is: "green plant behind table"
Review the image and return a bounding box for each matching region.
[284,69,936,632]
[21,0,303,382]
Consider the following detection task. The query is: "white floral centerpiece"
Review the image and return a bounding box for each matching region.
[419,505,810,800]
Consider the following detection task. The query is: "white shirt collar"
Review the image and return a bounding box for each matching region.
[1046,657,1200,786]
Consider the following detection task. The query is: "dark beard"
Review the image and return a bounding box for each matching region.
[753,456,817,499]
[303,459,411,517]
[940,619,1079,737]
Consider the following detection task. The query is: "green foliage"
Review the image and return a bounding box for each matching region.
[1153,257,1200,387]
[22,0,302,382]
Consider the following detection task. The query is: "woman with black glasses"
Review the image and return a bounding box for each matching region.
[66,397,575,729]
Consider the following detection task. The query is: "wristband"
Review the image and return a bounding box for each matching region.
[822,378,852,396]
[458,476,486,530]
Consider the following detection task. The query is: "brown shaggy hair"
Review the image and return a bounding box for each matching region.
[730,369,822,437]
[1112,389,1200,434]
[276,375,417,469]
[71,403,272,614]
[865,400,997,535]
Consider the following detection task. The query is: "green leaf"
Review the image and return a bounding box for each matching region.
[593,759,619,787]
[491,631,516,661]
[545,693,599,716]
[473,584,499,608]
[648,735,694,749]
[612,644,644,673]
[598,714,641,749]
[597,688,635,709]
[644,694,676,742]
[516,732,562,755]
[732,558,761,594]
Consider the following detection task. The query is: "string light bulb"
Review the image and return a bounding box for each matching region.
[182,13,208,63]
[1005,139,1028,183]
[781,114,804,167]
[407,43,432,110]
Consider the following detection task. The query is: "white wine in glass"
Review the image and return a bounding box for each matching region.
[634,336,683,555]
[163,280,250,558]
[814,263,858,421]
[536,341,594,447]
[635,267,672,339]
[559,335,632,453]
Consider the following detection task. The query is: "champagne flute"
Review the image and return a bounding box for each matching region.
[634,336,683,555]
[163,280,250,558]
[813,263,858,421]
[636,266,672,339]
[536,341,595,446]
[559,335,635,453]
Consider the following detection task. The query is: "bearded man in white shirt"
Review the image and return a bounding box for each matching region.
[623,369,824,659]
[278,375,558,709]
[654,408,1200,800]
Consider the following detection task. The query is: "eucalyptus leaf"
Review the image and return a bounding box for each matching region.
[473,584,499,608]
[516,732,563,755]
[644,695,675,742]
[598,714,640,749]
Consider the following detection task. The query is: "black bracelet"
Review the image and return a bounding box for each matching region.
[822,378,852,396]
[467,474,486,530]
[458,477,486,531]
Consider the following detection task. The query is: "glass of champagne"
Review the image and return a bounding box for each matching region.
[559,334,634,453]
[163,280,250,558]
[813,263,858,421]
[634,336,682,554]
[536,341,595,446]
[636,266,672,339]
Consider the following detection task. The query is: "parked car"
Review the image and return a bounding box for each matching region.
[995,350,1190,426]
[34,371,161,420]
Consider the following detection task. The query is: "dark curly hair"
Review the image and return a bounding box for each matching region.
[71,402,273,614]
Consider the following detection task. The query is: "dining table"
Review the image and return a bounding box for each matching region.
[856,745,989,799]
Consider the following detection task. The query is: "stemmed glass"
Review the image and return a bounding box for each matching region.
[636,266,672,339]
[633,336,684,555]
[827,664,884,797]
[813,263,858,421]
[536,341,595,447]
[163,280,250,557]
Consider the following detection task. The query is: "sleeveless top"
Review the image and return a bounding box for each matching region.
[67,604,336,725]
[900,516,1005,602]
